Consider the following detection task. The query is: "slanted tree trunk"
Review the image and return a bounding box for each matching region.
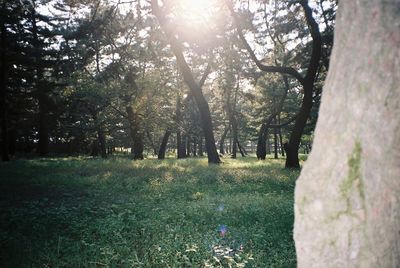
[152,1,221,164]
[237,141,246,157]
[158,129,171,159]
[295,1,400,267]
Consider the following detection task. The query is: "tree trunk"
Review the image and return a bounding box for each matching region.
[193,137,197,157]
[31,8,49,157]
[175,96,186,159]
[90,140,99,157]
[38,92,49,156]
[8,126,16,156]
[158,129,171,159]
[256,124,267,160]
[294,1,400,267]
[237,141,246,157]
[273,116,279,159]
[0,15,9,161]
[230,113,238,158]
[278,122,285,157]
[126,106,144,160]
[177,131,185,159]
[284,1,322,168]
[91,112,107,159]
[186,135,191,157]
[146,129,157,156]
[198,136,204,156]
[219,126,230,155]
[152,1,221,164]
[97,127,107,159]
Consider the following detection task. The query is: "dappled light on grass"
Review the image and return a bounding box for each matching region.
[0,157,298,267]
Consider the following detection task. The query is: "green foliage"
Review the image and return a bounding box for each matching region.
[0,157,298,267]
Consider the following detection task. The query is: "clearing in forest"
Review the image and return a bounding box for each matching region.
[0,157,298,267]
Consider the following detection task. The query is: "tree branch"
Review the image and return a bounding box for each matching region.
[225,0,305,85]
[266,115,297,128]
[300,0,322,86]
[198,60,212,88]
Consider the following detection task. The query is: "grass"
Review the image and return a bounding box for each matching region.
[0,156,299,267]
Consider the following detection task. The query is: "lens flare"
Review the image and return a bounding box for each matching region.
[218,224,227,237]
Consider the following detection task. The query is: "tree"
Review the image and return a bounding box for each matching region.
[294,0,400,266]
[227,0,322,167]
[151,0,221,164]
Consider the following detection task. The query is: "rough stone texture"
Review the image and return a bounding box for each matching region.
[294,1,400,267]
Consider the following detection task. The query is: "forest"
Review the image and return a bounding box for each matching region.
[0,0,336,165]
[1,0,399,267]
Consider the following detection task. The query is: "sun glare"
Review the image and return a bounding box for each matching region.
[173,0,220,27]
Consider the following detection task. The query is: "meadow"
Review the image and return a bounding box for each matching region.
[0,156,299,267]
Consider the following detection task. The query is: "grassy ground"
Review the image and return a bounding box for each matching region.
[0,156,299,267]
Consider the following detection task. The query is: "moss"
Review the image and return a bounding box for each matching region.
[328,141,365,221]
[298,196,309,215]
[340,141,362,198]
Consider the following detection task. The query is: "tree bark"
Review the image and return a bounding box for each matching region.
[295,1,400,267]
[158,128,171,159]
[152,1,221,164]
